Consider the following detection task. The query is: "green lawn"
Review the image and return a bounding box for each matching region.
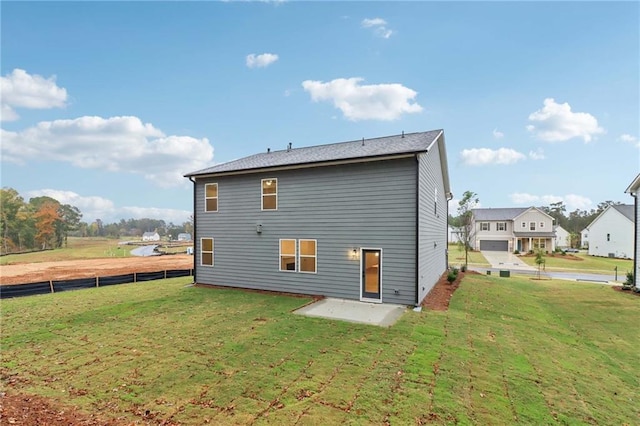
[0,237,133,265]
[2,276,638,424]
[518,251,633,275]
[448,243,490,267]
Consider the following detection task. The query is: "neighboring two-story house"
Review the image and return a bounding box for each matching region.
[585,204,635,259]
[471,207,556,253]
[184,131,452,306]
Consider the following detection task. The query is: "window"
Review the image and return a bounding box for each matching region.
[201,238,214,266]
[205,183,218,212]
[540,222,545,228]
[530,222,536,231]
[299,239,317,273]
[262,179,277,210]
[497,222,506,231]
[607,233,610,241]
[480,222,490,231]
[279,239,296,271]
[533,238,546,249]
[522,222,526,228]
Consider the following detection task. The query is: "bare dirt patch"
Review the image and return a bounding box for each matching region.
[0,255,193,285]
[421,270,467,311]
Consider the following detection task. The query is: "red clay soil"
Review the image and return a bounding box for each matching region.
[420,270,467,311]
[0,255,194,285]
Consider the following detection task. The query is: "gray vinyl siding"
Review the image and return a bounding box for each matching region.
[417,138,449,303]
[193,158,418,305]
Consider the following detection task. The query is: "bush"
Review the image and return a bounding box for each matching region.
[447,271,457,283]
[513,249,520,255]
[460,265,467,272]
[622,271,635,290]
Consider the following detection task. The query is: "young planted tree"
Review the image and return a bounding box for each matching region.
[535,249,546,279]
[457,191,479,269]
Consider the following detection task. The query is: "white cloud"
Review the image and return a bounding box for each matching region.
[528,148,545,160]
[301,77,422,121]
[26,188,191,223]
[0,68,68,121]
[361,17,393,38]
[1,116,214,187]
[510,192,592,211]
[492,129,504,139]
[619,134,639,148]
[246,53,279,68]
[526,98,604,143]
[460,148,526,166]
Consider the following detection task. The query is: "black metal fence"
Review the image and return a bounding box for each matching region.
[0,269,193,299]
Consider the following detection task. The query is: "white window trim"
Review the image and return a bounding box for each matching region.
[522,222,526,228]
[480,222,490,231]
[298,239,317,274]
[540,222,545,228]
[204,183,218,212]
[529,222,536,231]
[261,178,278,211]
[279,238,296,272]
[497,222,507,231]
[200,237,214,267]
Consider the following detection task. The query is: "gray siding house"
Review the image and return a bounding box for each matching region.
[625,173,639,289]
[184,130,452,306]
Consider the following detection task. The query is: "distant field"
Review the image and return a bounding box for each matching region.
[0,237,132,265]
[3,274,637,424]
[0,237,192,265]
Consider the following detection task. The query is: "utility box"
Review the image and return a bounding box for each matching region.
[499,270,510,278]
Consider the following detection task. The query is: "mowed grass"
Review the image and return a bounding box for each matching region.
[448,244,490,267]
[0,237,133,265]
[2,276,638,424]
[518,251,633,274]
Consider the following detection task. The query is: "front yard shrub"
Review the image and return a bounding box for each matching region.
[622,271,634,290]
[447,271,457,283]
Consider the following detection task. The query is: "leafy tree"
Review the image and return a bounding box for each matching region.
[34,202,60,249]
[456,191,479,269]
[0,188,25,254]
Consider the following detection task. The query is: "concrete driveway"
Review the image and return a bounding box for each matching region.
[481,251,536,271]
[294,298,406,327]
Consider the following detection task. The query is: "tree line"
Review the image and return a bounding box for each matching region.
[0,187,193,255]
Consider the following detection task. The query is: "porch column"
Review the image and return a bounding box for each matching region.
[529,237,532,251]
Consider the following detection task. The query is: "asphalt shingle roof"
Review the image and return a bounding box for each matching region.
[612,204,635,222]
[185,130,443,177]
[472,208,529,221]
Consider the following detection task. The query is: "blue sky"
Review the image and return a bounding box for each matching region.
[1,1,638,224]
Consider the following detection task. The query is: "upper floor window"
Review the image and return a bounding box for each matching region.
[262,179,277,210]
[497,222,506,231]
[480,222,489,231]
[201,238,214,266]
[279,239,296,271]
[299,239,317,273]
[205,183,218,212]
[530,222,536,231]
[521,222,526,228]
[540,222,545,228]
[607,233,610,241]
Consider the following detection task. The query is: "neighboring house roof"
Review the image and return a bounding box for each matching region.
[611,204,634,222]
[513,231,557,238]
[472,207,528,221]
[625,173,640,195]
[185,131,450,195]
[586,204,635,230]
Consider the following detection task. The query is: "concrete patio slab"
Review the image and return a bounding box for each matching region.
[294,298,406,327]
